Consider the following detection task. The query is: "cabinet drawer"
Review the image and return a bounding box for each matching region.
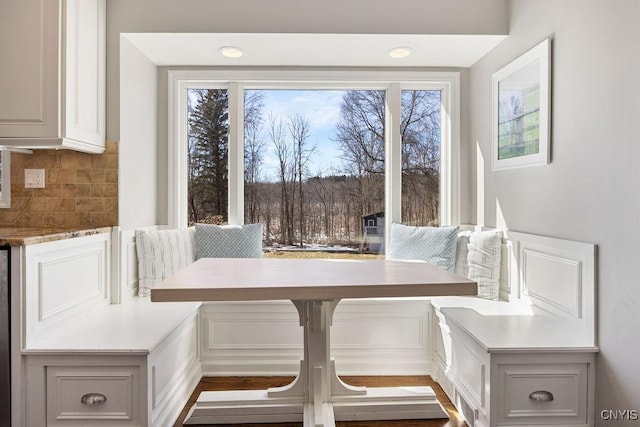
[495,363,588,425]
[47,366,141,426]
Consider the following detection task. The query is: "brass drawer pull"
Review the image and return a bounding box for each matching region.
[81,393,107,405]
[529,390,554,402]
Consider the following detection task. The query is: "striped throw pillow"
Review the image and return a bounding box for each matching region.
[467,230,502,300]
[135,227,195,297]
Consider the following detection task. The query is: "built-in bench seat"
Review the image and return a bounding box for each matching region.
[114,225,597,427]
[13,231,204,426]
[25,298,201,354]
[431,296,596,351]
[25,299,201,427]
[19,226,597,426]
[429,231,598,427]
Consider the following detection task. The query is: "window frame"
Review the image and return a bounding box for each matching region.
[0,150,10,208]
[168,70,460,250]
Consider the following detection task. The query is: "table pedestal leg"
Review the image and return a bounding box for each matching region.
[268,300,365,426]
[184,299,447,426]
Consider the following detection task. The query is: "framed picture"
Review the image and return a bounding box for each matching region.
[492,38,551,171]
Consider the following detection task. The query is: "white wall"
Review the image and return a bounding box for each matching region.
[468,0,640,422]
[119,37,159,229]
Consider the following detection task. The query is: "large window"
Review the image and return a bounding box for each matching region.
[243,89,386,254]
[171,71,460,256]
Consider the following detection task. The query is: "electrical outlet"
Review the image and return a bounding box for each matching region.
[25,169,45,189]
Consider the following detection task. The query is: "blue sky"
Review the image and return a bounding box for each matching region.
[253,90,348,181]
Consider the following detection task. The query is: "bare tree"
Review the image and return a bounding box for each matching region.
[288,113,315,247]
[267,113,293,244]
[335,89,441,228]
[334,90,386,237]
[335,90,386,175]
[244,91,265,224]
[400,90,441,226]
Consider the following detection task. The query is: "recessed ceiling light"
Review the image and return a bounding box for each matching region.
[218,46,244,58]
[389,47,413,59]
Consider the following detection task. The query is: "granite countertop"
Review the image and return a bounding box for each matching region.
[0,227,113,246]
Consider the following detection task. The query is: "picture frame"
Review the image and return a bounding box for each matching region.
[492,38,551,171]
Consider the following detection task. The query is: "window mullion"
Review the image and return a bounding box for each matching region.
[168,79,188,228]
[440,78,460,226]
[0,150,10,208]
[228,82,244,225]
[385,83,402,254]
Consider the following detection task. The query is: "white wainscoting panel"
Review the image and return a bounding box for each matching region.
[522,249,581,318]
[448,320,487,412]
[38,250,105,321]
[332,299,432,375]
[200,301,302,375]
[508,231,596,344]
[24,233,110,347]
[200,299,433,376]
[151,313,198,408]
[149,310,201,427]
[432,309,454,399]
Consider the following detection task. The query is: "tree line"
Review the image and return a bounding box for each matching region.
[188,88,441,249]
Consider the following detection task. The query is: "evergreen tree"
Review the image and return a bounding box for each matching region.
[187,89,229,223]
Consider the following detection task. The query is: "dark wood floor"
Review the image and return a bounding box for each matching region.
[173,376,467,427]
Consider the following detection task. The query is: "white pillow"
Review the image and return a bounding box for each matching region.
[135,228,195,297]
[454,230,472,277]
[467,229,503,300]
[388,223,460,272]
[195,223,263,259]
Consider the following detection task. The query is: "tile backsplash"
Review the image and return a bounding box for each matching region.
[0,141,118,228]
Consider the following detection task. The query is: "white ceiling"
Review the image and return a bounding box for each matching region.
[123,33,506,68]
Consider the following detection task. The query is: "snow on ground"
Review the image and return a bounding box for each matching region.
[265,243,359,253]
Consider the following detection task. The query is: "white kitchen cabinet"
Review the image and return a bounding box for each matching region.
[0,0,106,153]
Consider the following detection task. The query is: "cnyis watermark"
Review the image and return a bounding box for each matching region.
[600,409,639,421]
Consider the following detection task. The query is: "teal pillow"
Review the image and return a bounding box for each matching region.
[388,223,460,271]
[195,223,263,259]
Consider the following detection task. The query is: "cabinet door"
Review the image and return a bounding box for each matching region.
[0,0,60,138]
[62,0,106,148]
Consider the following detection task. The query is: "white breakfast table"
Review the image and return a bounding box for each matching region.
[151,257,477,426]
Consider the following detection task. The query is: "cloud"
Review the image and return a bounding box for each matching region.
[260,90,344,134]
